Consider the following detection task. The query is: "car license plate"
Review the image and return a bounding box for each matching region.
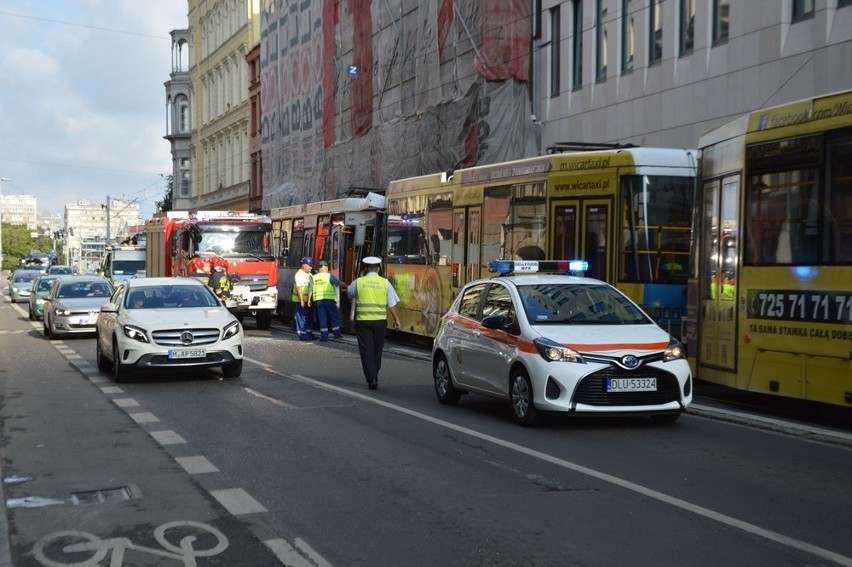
[231,285,249,296]
[77,317,96,325]
[168,349,206,360]
[607,377,657,392]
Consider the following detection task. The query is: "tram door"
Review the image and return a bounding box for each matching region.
[698,176,739,371]
[552,199,611,281]
[452,206,481,287]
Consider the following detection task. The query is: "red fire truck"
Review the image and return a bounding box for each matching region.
[145,210,278,329]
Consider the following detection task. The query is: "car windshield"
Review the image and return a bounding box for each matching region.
[112,260,146,275]
[126,285,220,309]
[48,266,74,274]
[517,283,651,325]
[56,281,113,299]
[37,278,57,292]
[13,272,39,283]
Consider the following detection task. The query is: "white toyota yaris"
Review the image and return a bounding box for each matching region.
[432,263,692,426]
[96,277,244,382]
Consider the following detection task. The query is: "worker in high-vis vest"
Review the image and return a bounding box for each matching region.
[346,256,401,390]
[313,259,344,341]
[292,256,316,341]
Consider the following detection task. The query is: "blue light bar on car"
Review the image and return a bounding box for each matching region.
[487,260,589,276]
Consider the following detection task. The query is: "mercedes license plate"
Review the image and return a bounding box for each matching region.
[606,377,657,392]
[168,349,206,360]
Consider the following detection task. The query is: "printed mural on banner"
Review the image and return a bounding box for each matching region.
[259,0,539,211]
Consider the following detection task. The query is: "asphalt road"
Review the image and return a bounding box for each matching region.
[1,294,851,567]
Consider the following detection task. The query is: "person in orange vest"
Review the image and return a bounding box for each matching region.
[346,256,401,390]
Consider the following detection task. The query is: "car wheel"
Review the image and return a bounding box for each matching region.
[112,341,132,383]
[255,311,272,330]
[44,317,56,339]
[651,412,681,424]
[96,333,111,373]
[222,359,243,378]
[433,353,461,405]
[509,367,542,426]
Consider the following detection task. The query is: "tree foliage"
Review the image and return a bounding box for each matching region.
[155,175,174,213]
[1,224,56,271]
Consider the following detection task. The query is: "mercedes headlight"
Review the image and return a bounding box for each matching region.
[123,324,149,343]
[223,320,241,340]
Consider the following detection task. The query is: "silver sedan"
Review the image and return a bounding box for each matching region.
[43,275,114,339]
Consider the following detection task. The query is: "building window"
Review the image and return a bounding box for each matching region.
[621,0,634,74]
[177,96,190,134]
[596,0,608,80]
[792,0,815,20]
[713,0,730,44]
[572,0,583,89]
[648,0,662,65]
[179,158,190,197]
[680,0,695,55]
[550,6,561,97]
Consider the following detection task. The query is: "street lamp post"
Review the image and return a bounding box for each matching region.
[0,177,10,272]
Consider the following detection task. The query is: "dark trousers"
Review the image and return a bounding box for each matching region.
[315,299,342,339]
[294,303,314,340]
[355,319,387,384]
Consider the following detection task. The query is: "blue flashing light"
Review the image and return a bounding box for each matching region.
[568,260,588,273]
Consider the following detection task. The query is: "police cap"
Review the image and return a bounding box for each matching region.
[362,256,382,265]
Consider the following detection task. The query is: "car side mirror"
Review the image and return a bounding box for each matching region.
[100,303,118,313]
[481,314,507,329]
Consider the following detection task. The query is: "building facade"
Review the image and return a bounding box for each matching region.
[64,199,141,273]
[533,0,852,151]
[185,0,260,211]
[0,194,38,230]
[166,1,852,212]
[165,29,193,212]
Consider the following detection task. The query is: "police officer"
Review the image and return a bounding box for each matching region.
[346,256,401,390]
[313,260,344,341]
[293,256,316,341]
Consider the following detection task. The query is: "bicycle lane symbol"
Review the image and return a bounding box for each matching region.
[33,520,229,567]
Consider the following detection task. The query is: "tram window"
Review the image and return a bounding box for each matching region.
[746,169,819,265]
[828,135,852,263]
[620,175,693,283]
[387,214,427,265]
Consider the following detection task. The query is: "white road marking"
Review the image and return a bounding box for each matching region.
[231,364,852,567]
[209,488,268,515]
[128,412,159,424]
[112,398,140,408]
[149,430,187,445]
[244,386,298,409]
[99,386,124,394]
[175,455,220,474]
[294,537,333,567]
[264,539,316,567]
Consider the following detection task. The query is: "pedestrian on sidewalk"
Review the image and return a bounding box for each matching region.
[313,260,344,341]
[347,256,401,390]
[293,256,316,341]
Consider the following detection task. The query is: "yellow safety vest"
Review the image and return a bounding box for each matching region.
[292,271,312,302]
[355,276,389,321]
[313,272,336,301]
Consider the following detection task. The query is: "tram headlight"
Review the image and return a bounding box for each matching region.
[663,337,686,362]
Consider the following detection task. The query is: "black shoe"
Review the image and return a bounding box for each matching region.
[368,381,378,390]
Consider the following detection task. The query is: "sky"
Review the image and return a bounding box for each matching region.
[0,1,188,222]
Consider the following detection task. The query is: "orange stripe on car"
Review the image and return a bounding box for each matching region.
[442,314,666,353]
